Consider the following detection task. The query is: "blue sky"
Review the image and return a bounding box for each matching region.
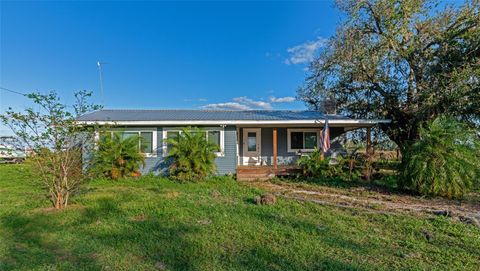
[1,1,342,133]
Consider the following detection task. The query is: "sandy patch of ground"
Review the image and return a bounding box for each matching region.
[246,180,480,226]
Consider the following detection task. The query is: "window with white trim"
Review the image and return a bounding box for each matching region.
[162,127,224,157]
[98,129,158,157]
[287,129,319,152]
[165,130,179,154]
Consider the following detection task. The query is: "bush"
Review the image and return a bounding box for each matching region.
[27,148,85,208]
[297,149,355,179]
[298,149,331,178]
[91,132,145,179]
[400,116,480,199]
[1,90,99,209]
[298,148,378,181]
[167,128,217,181]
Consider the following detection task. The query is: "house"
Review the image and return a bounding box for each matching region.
[77,109,389,180]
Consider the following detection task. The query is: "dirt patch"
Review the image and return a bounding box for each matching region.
[155,261,167,270]
[197,219,212,225]
[247,181,480,226]
[34,207,60,213]
[89,252,100,260]
[14,243,28,252]
[32,204,86,214]
[129,214,147,222]
[163,190,181,199]
[210,190,221,198]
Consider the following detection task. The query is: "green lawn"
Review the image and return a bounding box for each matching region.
[0,165,479,270]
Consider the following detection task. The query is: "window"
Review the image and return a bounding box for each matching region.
[304,132,317,149]
[287,129,319,152]
[118,131,153,154]
[247,132,257,151]
[121,132,138,140]
[97,129,157,157]
[140,132,153,153]
[207,131,221,151]
[290,132,303,149]
[166,131,179,153]
[163,127,224,157]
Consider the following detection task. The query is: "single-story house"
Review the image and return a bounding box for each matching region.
[77,109,389,180]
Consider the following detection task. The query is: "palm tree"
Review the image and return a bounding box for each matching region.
[166,128,217,181]
[401,116,480,198]
[91,132,145,179]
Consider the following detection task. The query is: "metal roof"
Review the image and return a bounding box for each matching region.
[78,109,347,121]
[76,109,390,126]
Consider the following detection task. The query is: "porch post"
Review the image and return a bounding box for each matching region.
[365,126,373,181]
[366,127,372,155]
[320,126,324,160]
[273,128,277,171]
[236,127,240,166]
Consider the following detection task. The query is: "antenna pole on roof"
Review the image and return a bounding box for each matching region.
[97,61,106,106]
[333,93,337,115]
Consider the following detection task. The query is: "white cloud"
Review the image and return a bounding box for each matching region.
[232,96,272,109]
[268,96,296,103]
[201,96,274,110]
[201,96,296,111]
[201,102,251,110]
[285,37,328,65]
[184,98,208,102]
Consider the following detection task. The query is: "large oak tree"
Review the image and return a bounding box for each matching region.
[298,0,479,150]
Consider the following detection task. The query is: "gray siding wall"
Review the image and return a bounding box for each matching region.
[238,127,344,166]
[87,125,345,174]
[140,126,237,176]
[214,126,237,175]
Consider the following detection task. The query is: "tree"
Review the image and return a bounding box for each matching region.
[298,0,479,151]
[400,116,480,198]
[90,132,146,180]
[0,90,100,209]
[167,128,218,181]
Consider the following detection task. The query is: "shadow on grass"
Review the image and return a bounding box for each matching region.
[1,211,103,270]
[246,210,372,269]
[226,246,366,271]
[0,195,203,270]
[0,191,371,271]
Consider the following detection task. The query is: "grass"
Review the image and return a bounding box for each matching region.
[283,173,401,194]
[0,165,479,270]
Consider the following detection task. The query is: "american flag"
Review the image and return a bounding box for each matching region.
[320,118,330,153]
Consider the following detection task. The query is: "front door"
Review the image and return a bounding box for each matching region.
[243,128,261,166]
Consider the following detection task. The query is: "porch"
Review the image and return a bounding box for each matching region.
[236,125,376,181]
[236,165,302,181]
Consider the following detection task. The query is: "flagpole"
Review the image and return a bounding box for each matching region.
[320,117,330,160]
